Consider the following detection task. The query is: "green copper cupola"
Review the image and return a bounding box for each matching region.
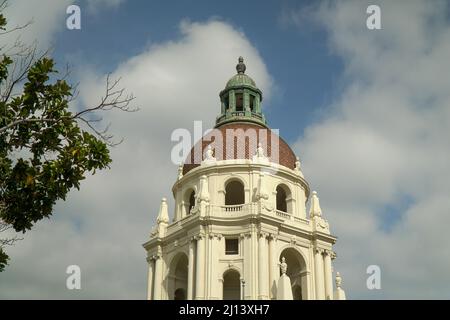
[215,57,267,128]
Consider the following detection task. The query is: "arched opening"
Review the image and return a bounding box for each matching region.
[225,180,245,205]
[223,269,241,300]
[188,190,195,213]
[224,96,229,111]
[276,184,292,213]
[168,253,188,300]
[235,93,243,112]
[249,94,255,112]
[278,248,307,300]
[184,189,196,215]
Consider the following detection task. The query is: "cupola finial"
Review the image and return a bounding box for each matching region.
[236,56,246,74]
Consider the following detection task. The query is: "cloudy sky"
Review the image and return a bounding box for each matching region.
[1,0,450,299]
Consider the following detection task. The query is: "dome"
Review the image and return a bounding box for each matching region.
[225,73,257,89]
[182,122,297,175]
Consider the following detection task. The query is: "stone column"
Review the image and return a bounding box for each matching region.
[146,258,154,300]
[209,234,221,299]
[218,277,224,300]
[195,234,205,299]
[241,233,251,300]
[153,253,163,300]
[314,248,325,300]
[187,238,195,300]
[323,250,333,300]
[258,232,269,299]
[268,235,275,299]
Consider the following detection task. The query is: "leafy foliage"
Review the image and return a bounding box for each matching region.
[0,9,132,271]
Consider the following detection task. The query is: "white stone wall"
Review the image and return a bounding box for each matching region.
[143,159,344,300]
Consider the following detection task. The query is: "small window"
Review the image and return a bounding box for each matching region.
[250,95,255,112]
[224,97,229,110]
[225,238,239,255]
[188,191,195,213]
[276,185,287,212]
[235,93,243,112]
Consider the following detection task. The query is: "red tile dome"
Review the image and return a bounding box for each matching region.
[182,122,297,175]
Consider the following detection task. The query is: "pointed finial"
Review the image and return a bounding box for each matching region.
[236,56,246,74]
[309,190,322,217]
[295,156,302,171]
[157,197,169,224]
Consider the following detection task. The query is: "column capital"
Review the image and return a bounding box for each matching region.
[153,253,162,260]
[194,233,205,241]
[259,231,269,239]
[207,233,223,240]
[323,249,335,257]
[314,247,324,254]
[268,233,278,241]
[322,249,336,259]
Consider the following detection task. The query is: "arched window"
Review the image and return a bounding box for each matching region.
[225,180,245,205]
[224,96,229,111]
[276,185,287,212]
[235,93,243,112]
[183,189,195,215]
[188,190,195,213]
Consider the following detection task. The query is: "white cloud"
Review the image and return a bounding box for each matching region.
[0,19,272,298]
[292,0,450,298]
[2,0,72,49]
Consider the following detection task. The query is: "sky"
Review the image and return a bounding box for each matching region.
[1,0,450,299]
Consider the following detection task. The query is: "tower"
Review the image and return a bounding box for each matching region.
[143,57,346,300]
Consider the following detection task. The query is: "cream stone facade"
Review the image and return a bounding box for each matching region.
[143,57,347,300]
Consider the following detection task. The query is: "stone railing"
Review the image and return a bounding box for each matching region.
[275,210,291,219]
[224,204,244,212]
[209,203,255,217]
[275,210,310,226]
[172,204,310,226]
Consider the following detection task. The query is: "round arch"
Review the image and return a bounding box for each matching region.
[278,247,308,300]
[224,178,245,205]
[167,252,189,300]
[183,188,196,215]
[275,183,293,213]
[222,269,241,300]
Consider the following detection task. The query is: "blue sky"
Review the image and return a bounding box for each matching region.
[2,0,450,299]
[55,0,343,142]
